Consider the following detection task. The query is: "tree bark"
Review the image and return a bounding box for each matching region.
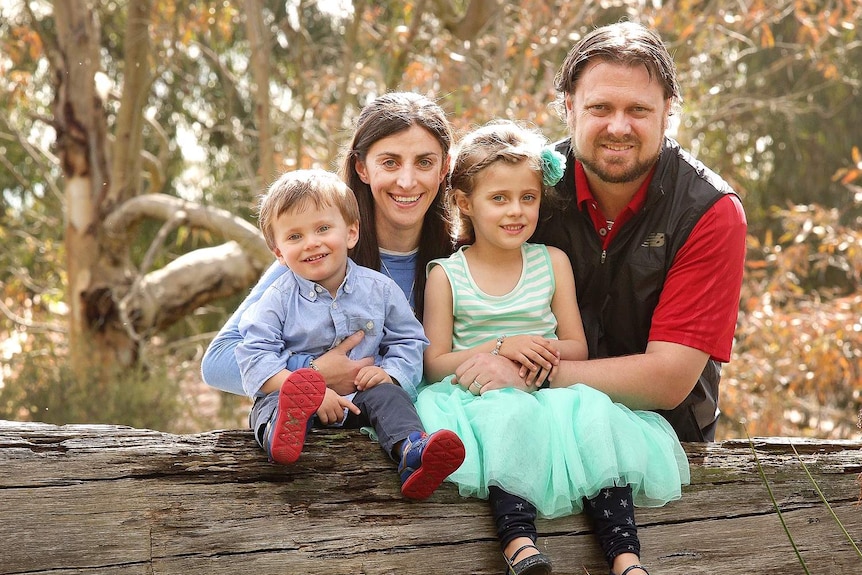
[1,421,859,575]
[243,0,275,183]
[52,0,139,375]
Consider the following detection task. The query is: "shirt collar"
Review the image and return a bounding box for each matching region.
[295,258,355,301]
[575,160,655,217]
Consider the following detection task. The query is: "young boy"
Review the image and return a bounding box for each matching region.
[236,169,464,500]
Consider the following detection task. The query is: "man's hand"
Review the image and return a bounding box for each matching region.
[316,388,361,426]
[313,330,374,395]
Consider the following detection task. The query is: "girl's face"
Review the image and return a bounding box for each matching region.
[456,161,541,251]
[355,125,449,236]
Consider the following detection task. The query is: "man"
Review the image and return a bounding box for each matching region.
[447,21,747,575]
[455,21,747,444]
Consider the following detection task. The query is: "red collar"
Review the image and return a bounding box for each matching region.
[575,161,654,244]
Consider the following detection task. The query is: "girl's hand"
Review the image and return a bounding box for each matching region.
[498,335,560,374]
[316,388,361,425]
[355,366,393,390]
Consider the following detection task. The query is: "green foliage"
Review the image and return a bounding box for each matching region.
[0,338,184,431]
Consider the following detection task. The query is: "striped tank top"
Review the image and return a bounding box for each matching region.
[429,243,558,351]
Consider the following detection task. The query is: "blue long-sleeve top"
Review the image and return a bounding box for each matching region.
[234,259,428,400]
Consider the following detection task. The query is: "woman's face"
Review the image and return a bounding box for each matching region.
[355,124,449,235]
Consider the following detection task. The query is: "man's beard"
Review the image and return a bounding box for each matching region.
[568,114,664,184]
[574,143,660,184]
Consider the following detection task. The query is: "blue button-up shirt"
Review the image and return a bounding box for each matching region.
[236,259,428,399]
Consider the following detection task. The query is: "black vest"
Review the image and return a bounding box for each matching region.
[531,137,738,442]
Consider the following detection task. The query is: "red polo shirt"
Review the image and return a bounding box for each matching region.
[575,161,747,362]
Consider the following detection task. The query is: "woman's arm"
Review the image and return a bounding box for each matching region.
[201,261,287,395]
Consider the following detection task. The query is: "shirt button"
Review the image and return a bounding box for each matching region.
[365,321,374,330]
[308,290,315,298]
[332,302,338,309]
[315,285,324,293]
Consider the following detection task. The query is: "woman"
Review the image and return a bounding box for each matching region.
[201,92,454,398]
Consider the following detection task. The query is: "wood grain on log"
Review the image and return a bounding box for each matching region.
[1,421,860,574]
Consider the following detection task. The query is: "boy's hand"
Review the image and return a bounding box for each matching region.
[355,365,392,391]
[315,388,361,426]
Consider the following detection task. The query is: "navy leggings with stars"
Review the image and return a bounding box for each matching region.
[490,485,640,565]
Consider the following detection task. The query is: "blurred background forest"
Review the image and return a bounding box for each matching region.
[1,0,860,440]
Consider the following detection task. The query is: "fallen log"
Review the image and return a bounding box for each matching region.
[0,420,859,575]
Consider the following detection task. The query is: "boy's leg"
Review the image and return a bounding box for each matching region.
[349,384,465,500]
[249,369,325,465]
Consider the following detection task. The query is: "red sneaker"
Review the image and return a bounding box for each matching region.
[398,429,465,500]
[266,368,326,465]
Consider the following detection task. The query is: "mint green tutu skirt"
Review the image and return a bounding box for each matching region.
[415,379,690,519]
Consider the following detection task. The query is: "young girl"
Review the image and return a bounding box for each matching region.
[415,121,690,575]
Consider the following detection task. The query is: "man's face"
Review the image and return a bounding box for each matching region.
[566,60,670,185]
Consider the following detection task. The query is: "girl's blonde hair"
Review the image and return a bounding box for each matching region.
[258,169,359,253]
[448,120,559,244]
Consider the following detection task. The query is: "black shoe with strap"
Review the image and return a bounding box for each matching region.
[503,543,553,575]
[613,564,650,575]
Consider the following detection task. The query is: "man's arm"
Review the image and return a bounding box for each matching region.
[548,341,709,410]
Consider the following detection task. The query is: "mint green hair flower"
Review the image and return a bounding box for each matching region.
[540,148,566,187]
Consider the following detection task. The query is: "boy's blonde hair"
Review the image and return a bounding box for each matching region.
[258,169,360,252]
[448,120,559,244]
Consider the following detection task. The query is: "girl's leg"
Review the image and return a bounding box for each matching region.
[489,487,540,558]
[583,485,644,573]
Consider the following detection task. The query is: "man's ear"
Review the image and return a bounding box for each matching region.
[565,93,574,116]
[347,221,360,249]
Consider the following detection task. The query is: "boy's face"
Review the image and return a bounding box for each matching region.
[271,202,359,294]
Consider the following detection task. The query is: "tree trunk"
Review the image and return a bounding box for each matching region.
[244,0,275,183]
[1,421,859,575]
[53,0,139,376]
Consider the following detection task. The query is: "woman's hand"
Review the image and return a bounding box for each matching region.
[453,353,537,395]
[313,331,374,395]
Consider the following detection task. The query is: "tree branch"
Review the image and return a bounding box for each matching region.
[103,194,272,266]
[119,241,262,333]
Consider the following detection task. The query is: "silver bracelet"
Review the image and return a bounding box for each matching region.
[490,335,506,355]
[309,358,320,371]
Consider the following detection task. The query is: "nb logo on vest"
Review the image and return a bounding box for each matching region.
[642,233,666,248]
